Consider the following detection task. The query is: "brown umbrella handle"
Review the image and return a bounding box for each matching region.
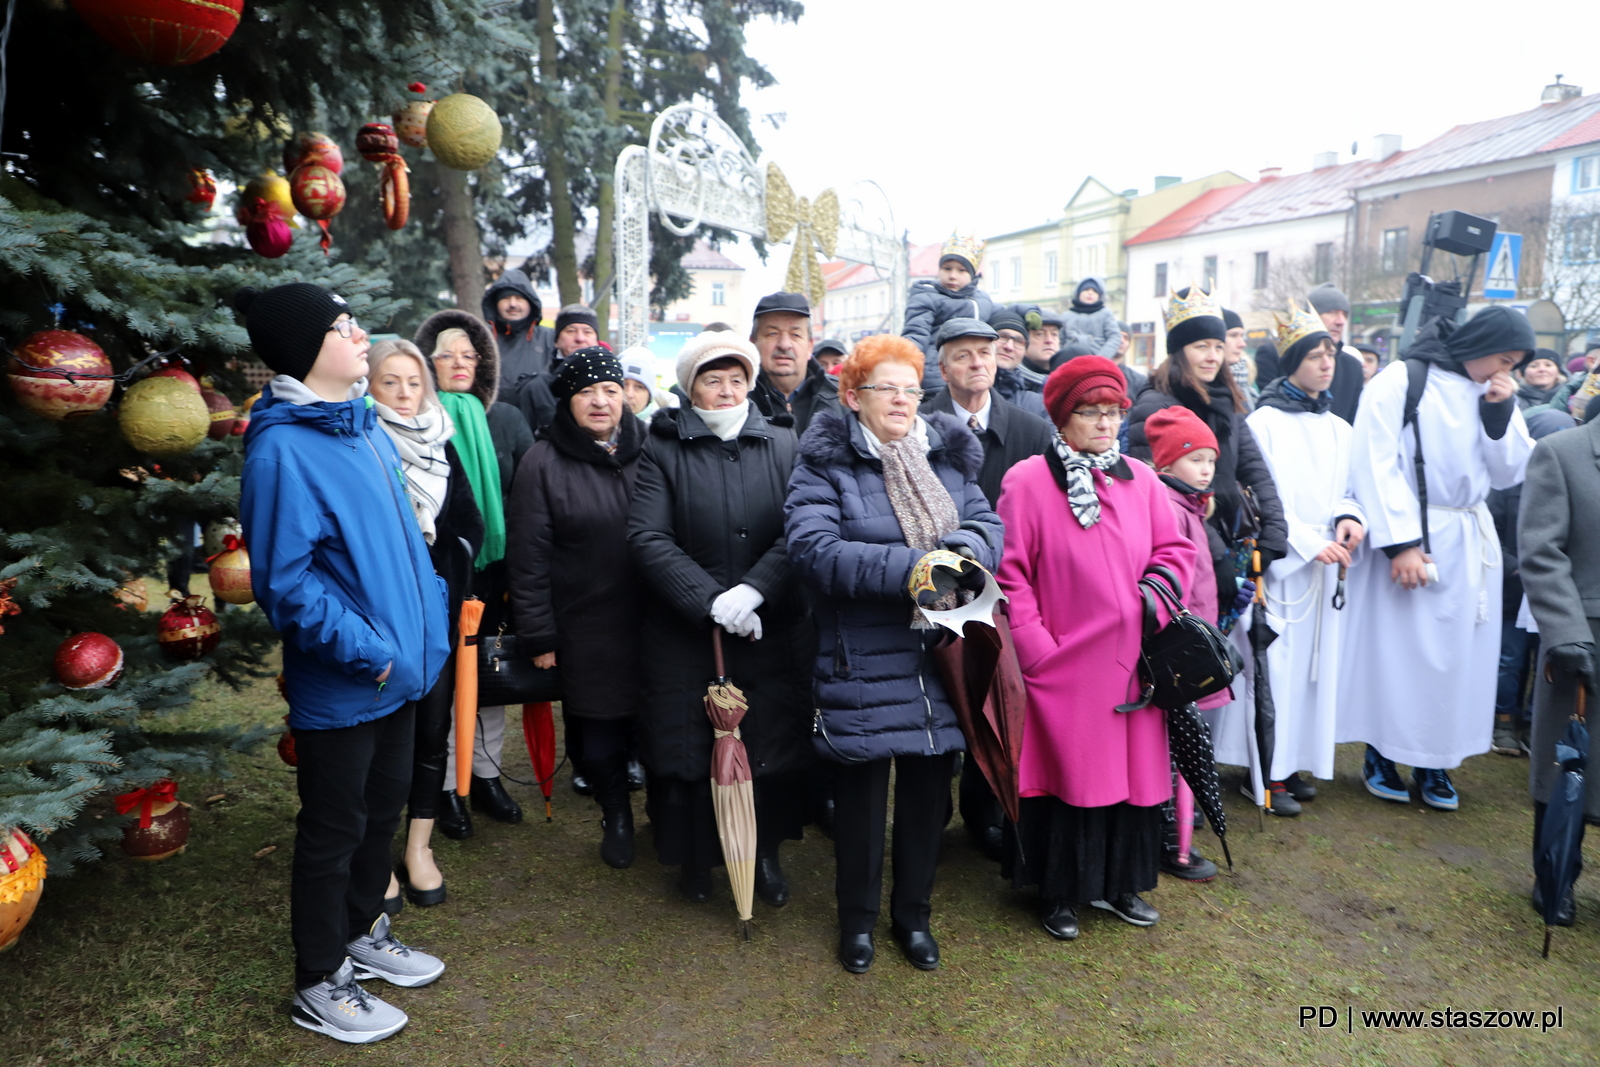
[712,626,727,681]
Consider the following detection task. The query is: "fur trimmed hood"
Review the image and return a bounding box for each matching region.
[798,405,983,479]
[414,309,500,412]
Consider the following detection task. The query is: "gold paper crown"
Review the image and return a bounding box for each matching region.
[940,231,986,272]
[1163,282,1223,333]
[1275,298,1326,354]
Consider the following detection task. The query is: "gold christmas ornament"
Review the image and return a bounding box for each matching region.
[764,164,839,310]
[426,94,503,170]
[119,377,210,456]
[235,172,299,229]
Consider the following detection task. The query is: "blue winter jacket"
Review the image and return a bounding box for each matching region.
[241,377,451,730]
[785,408,1003,763]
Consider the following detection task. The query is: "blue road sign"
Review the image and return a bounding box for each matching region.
[1483,232,1522,299]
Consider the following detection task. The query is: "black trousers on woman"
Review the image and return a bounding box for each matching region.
[406,651,456,820]
[834,751,957,936]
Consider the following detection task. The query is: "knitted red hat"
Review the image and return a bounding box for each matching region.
[1144,406,1219,471]
[1042,356,1127,427]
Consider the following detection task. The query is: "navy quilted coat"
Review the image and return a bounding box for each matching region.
[785,407,1003,763]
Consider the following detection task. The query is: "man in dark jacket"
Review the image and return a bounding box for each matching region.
[988,304,1048,418]
[481,268,555,397]
[1305,282,1367,424]
[237,283,451,1044]
[747,290,839,435]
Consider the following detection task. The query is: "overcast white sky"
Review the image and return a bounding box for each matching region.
[720,0,1598,291]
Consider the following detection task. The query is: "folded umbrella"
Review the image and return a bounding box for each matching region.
[705,629,756,936]
[933,596,1026,826]
[1167,701,1232,869]
[454,597,485,798]
[1534,681,1588,959]
[521,701,556,821]
[1249,596,1279,816]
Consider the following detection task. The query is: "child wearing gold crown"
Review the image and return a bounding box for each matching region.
[902,232,994,390]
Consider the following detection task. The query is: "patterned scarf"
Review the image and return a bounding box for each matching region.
[877,416,963,628]
[1052,432,1123,529]
[373,399,454,545]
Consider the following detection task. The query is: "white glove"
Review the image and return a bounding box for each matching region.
[710,583,765,634]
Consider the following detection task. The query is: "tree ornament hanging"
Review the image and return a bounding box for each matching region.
[0,578,21,633]
[207,535,253,605]
[53,632,125,690]
[6,329,114,420]
[186,167,216,212]
[119,375,209,455]
[235,172,297,228]
[277,717,298,766]
[157,594,220,660]
[115,781,189,860]
[426,93,503,171]
[69,0,244,66]
[289,163,346,254]
[356,122,410,230]
[113,575,149,612]
[202,517,242,557]
[200,381,237,439]
[393,83,433,148]
[0,828,47,954]
[148,365,200,392]
[243,199,293,259]
[283,131,344,177]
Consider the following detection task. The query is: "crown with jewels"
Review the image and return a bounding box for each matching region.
[940,231,986,272]
[1275,298,1326,354]
[1163,281,1223,333]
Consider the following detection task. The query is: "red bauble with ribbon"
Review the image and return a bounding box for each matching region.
[289,163,345,254]
[70,0,243,66]
[242,198,293,259]
[356,122,411,230]
[186,167,216,211]
[277,715,298,767]
[208,535,253,605]
[148,365,201,392]
[283,131,344,176]
[157,594,220,660]
[115,780,189,860]
[357,123,399,161]
[7,329,114,421]
[53,632,125,690]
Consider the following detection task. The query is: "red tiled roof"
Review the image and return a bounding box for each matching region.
[823,242,939,291]
[1541,108,1600,153]
[1124,184,1257,246]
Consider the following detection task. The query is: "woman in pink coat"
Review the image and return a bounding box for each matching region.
[994,356,1195,942]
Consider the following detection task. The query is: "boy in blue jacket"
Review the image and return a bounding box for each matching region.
[237,283,451,1044]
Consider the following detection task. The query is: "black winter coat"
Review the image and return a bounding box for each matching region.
[921,390,1056,508]
[627,405,813,780]
[785,408,1003,763]
[481,268,556,398]
[429,443,487,640]
[506,407,646,721]
[750,357,840,438]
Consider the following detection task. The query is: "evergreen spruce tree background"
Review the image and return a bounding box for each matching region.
[0,0,528,869]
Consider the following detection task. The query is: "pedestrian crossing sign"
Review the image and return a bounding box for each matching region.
[1483,232,1521,299]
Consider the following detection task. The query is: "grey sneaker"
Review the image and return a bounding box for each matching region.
[291,959,408,1044]
[347,912,445,988]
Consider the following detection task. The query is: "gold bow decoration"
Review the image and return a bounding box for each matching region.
[765,163,839,309]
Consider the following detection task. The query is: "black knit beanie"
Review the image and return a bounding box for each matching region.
[1280,331,1333,377]
[554,304,600,338]
[1221,308,1244,331]
[551,346,624,400]
[234,284,349,381]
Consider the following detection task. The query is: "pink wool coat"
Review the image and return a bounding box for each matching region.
[995,452,1195,808]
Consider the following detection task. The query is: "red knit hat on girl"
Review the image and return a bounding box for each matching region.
[1143,406,1218,472]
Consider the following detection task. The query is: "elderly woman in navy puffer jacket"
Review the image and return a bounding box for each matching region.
[785,335,1002,976]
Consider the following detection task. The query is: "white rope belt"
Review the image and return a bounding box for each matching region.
[1429,501,1501,623]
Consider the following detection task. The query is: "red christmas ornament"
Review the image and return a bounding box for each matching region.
[186,167,216,211]
[355,123,410,231]
[53,632,125,690]
[157,594,220,660]
[0,578,21,634]
[282,131,344,176]
[115,780,188,860]
[357,123,399,162]
[243,198,293,259]
[148,365,201,392]
[200,385,236,439]
[69,0,244,66]
[289,164,345,254]
[7,329,114,421]
[207,535,253,605]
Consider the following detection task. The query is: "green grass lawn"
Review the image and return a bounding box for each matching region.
[4,663,1598,1066]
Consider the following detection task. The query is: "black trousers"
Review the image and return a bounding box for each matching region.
[407,652,456,819]
[833,752,956,935]
[291,702,415,988]
[958,754,1001,836]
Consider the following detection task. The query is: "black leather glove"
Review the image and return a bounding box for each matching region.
[1547,642,1598,692]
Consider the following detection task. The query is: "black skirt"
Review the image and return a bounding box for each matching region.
[1003,796,1163,904]
[645,772,807,869]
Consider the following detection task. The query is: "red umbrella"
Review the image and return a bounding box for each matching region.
[521,701,556,821]
[705,629,756,935]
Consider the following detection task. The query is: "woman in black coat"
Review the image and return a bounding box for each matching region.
[627,332,814,907]
[507,349,646,869]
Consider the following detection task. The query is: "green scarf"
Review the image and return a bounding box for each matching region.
[436,391,505,569]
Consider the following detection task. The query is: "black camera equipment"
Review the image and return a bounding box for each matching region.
[1396,210,1498,355]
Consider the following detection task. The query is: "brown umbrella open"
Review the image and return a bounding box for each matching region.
[454,597,485,797]
[705,629,756,936]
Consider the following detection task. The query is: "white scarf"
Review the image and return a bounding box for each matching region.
[694,400,751,442]
[373,400,454,544]
[859,413,931,458]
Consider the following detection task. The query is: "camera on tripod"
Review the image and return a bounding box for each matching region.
[1396,210,1498,355]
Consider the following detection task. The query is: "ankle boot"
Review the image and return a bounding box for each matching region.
[593,760,635,869]
[755,842,789,907]
[437,790,474,840]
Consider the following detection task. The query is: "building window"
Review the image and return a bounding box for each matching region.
[1253,252,1269,290]
[1154,263,1168,297]
[1381,228,1409,273]
[1202,255,1218,285]
[1045,252,1058,285]
[1010,257,1022,290]
[711,281,726,306]
[1314,243,1334,283]
[1566,215,1600,263]
[1575,154,1600,193]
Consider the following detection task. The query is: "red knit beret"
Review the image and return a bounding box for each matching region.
[1144,405,1219,471]
[1042,356,1128,427]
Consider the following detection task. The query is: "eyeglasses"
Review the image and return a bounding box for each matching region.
[433,349,480,364]
[856,384,926,401]
[1071,407,1124,423]
[327,317,361,339]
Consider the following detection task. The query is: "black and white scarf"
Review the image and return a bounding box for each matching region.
[1051,433,1123,529]
[373,400,454,544]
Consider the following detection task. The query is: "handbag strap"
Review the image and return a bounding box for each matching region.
[1137,573,1189,636]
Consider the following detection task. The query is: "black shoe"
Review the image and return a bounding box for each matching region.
[812,797,836,840]
[471,775,523,824]
[599,805,635,869]
[755,853,789,908]
[1040,901,1079,941]
[626,759,646,792]
[838,932,874,973]
[437,790,474,840]
[382,888,404,918]
[1281,772,1317,801]
[1266,781,1303,817]
[395,860,447,907]
[679,864,712,903]
[571,772,594,797]
[1160,849,1219,882]
[1531,882,1577,927]
[1091,893,1159,927]
[891,927,940,970]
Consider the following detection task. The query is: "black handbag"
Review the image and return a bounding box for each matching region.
[474,626,563,706]
[1117,568,1244,712]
